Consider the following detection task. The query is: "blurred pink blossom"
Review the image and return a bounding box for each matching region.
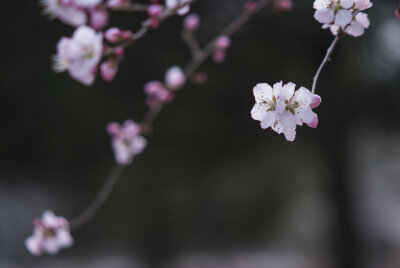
[144,81,174,107]
[165,66,186,89]
[107,120,147,165]
[53,26,103,85]
[183,13,200,31]
[25,211,73,256]
[100,58,119,82]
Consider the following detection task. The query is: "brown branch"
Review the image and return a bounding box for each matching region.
[70,164,125,229]
[104,0,197,56]
[69,0,274,229]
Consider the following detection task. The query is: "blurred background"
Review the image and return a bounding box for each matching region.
[1,0,400,267]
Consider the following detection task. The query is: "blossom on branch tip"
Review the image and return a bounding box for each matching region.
[183,13,200,31]
[53,26,103,86]
[213,36,231,63]
[251,82,321,141]
[166,0,190,16]
[165,66,186,89]
[107,120,147,165]
[25,211,73,256]
[313,0,372,37]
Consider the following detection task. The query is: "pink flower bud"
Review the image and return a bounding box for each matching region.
[274,0,293,13]
[165,66,186,89]
[396,6,400,18]
[244,0,256,12]
[310,94,322,109]
[148,4,163,18]
[215,35,231,50]
[306,115,319,129]
[90,7,109,30]
[144,81,174,107]
[190,72,208,84]
[107,122,121,136]
[105,0,130,8]
[183,13,200,31]
[114,47,124,57]
[149,18,160,28]
[105,27,123,43]
[100,58,119,82]
[212,50,226,63]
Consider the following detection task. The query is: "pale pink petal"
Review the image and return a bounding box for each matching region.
[294,87,313,106]
[253,83,273,103]
[279,111,297,128]
[334,9,353,27]
[260,111,276,129]
[314,9,334,24]
[341,0,355,9]
[251,103,267,121]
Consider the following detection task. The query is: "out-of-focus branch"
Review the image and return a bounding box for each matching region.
[106,3,150,12]
[70,164,125,229]
[69,0,274,230]
[104,0,197,56]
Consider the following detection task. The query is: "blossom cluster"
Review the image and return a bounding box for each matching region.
[251,82,321,141]
[313,0,372,37]
[45,0,192,85]
[25,211,73,256]
[107,120,148,165]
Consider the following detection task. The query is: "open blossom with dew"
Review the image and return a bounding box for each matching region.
[25,211,73,256]
[41,0,87,27]
[251,82,321,141]
[313,0,372,36]
[53,26,103,86]
[166,0,191,16]
[165,66,186,89]
[107,120,147,165]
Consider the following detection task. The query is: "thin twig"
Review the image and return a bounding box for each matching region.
[69,0,273,229]
[181,32,203,60]
[70,164,125,229]
[311,35,340,94]
[104,0,197,56]
[106,3,150,12]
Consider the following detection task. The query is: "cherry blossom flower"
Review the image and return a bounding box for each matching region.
[107,120,147,165]
[395,6,400,18]
[25,211,73,256]
[53,26,103,86]
[165,66,186,89]
[166,0,190,16]
[251,82,321,141]
[144,81,174,107]
[41,0,87,27]
[313,0,373,37]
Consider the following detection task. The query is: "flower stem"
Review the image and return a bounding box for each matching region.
[311,35,340,94]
